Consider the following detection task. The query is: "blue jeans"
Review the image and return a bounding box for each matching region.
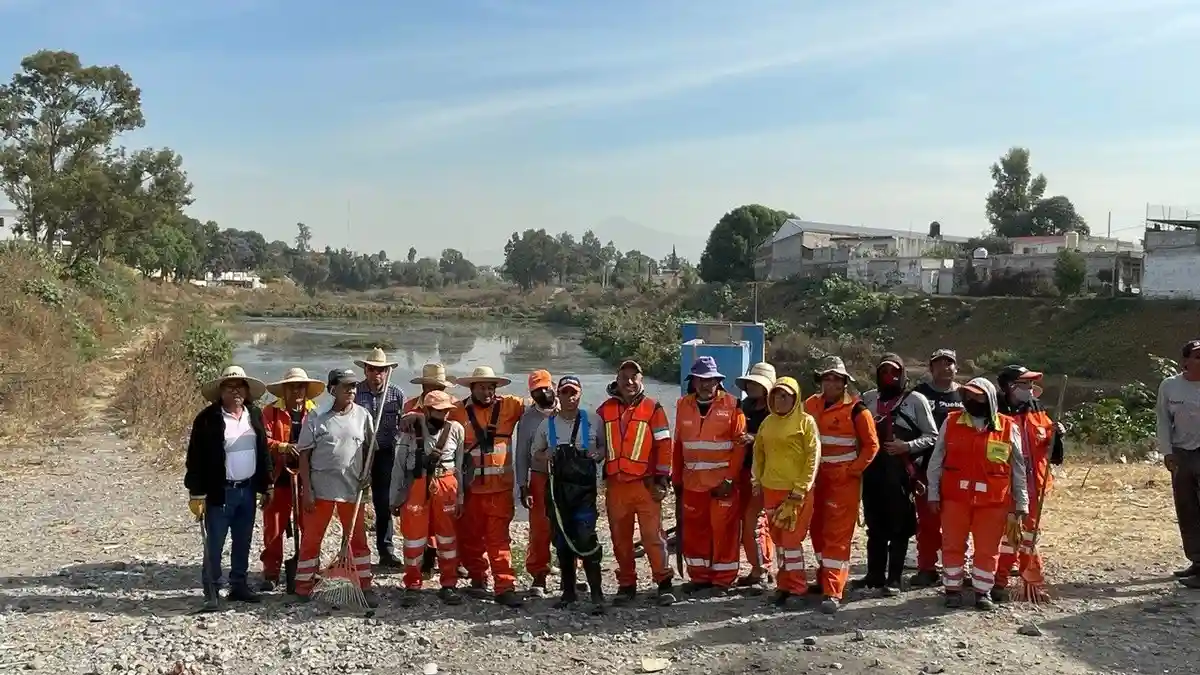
[202,484,258,591]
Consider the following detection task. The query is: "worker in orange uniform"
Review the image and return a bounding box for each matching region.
[734,362,778,590]
[258,368,323,592]
[992,365,1063,603]
[391,390,467,607]
[671,357,747,594]
[926,377,1029,611]
[598,360,677,606]
[450,366,526,607]
[402,363,458,579]
[751,376,821,608]
[515,369,560,598]
[804,356,879,614]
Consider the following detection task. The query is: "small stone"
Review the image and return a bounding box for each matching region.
[922,665,945,674]
[520,632,534,643]
[802,636,818,646]
[852,629,866,642]
[830,663,843,670]
[954,640,968,649]
[422,663,439,675]
[1018,623,1043,637]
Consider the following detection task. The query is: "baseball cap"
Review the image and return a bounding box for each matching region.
[1184,340,1200,359]
[557,375,582,392]
[930,348,957,363]
[422,390,456,410]
[618,359,643,374]
[527,369,553,392]
[327,368,360,387]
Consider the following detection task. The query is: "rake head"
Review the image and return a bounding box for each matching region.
[312,559,368,611]
[1017,553,1050,605]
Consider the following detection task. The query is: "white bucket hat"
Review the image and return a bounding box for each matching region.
[201,365,266,403]
[455,366,512,387]
[266,367,325,400]
[736,362,777,392]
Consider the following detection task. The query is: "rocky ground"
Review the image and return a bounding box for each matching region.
[1,340,1197,674]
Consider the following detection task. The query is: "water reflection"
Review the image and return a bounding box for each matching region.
[229,317,678,416]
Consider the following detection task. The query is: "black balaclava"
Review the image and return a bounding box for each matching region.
[876,352,907,400]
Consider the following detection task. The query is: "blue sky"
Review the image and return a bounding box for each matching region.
[1,0,1198,264]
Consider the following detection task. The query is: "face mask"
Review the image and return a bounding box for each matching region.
[1011,388,1032,403]
[963,399,990,418]
[427,416,445,431]
[532,390,557,409]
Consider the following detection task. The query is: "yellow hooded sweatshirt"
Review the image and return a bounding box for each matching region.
[751,376,821,494]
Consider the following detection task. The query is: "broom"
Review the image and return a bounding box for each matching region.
[312,370,389,611]
[1017,375,1066,605]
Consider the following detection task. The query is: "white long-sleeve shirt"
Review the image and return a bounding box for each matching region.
[926,415,1030,514]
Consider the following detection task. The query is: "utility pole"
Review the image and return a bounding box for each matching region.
[1107,211,1112,238]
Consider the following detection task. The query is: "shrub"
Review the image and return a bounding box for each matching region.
[1054,250,1087,297]
[1061,354,1179,460]
[981,270,1059,297]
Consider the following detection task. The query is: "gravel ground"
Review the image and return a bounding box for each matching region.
[1,344,1198,673]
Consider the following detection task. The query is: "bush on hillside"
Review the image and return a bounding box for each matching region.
[1062,354,1179,460]
[115,317,235,467]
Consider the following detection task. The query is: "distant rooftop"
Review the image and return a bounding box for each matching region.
[1147,217,1200,230]
[772,219,972,244]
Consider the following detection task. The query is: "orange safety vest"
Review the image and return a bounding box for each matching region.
[803,393,866,466]
[675,392,741,492]
[262,399,317,479]
[1013,407,1055,493]
[457,396,522,494]
[940,410,1017,507]
[598,396,667,479]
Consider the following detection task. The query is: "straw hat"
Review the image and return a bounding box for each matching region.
[456,366,512,387]
[410,363,454,387]
[353,347,398,369]
[201,365,266,403]
[266,367,325,400]
[814,356,855,383]
[736,362,777,391]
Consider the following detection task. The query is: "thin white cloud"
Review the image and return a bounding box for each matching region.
[350,0,1194,150]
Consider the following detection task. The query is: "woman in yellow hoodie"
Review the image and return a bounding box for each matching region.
[752,376,822,607]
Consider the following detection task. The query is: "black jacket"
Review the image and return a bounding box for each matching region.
[184,402,273,505]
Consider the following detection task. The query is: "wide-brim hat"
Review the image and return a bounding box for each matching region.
[353,347,398,369]
[814,356,856,384]
[201,365,266,403]
[266,367,325,400]
[736,362,777,391]
[410,362,454,387]
[456,366,512,387]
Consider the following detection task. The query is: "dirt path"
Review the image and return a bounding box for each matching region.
[1,338,1198,674]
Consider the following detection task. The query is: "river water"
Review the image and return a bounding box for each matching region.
[229,317,679,415]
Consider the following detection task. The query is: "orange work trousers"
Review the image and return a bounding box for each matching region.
[737,472,774,573]
[400,473,460,590]
[763,488,816,595]
[295,499,372,596]
[458,489,517,594]
[526,472,553,578]
[914,486,942,572]
[680,486,742,587]
[259,480,303,581]
[996,470,1052,588]
[941,500,1007,593]
[808,463,861,599]
[607,478,674,588]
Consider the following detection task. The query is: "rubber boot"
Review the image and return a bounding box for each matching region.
[883,538,908,596]
[556,550,578,605]
[583,558,605,614]
[853,533,888,590]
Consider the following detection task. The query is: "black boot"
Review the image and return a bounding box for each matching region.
[853,532,888,590]
[583,557,605,614]
[556,550,579,604]
[883,538,909,596]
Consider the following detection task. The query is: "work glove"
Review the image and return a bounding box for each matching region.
[188,496,206,521]
[771,500,798,531]
[258,488,274,510]
[519,484,533,510]
[1005,513,1022,550]
[710,479,734,499]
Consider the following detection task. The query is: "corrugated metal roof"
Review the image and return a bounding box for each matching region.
[772,219,972,244]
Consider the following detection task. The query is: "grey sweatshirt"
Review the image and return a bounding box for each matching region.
[1158,374,1200,456]
[860,388,939,454]
[515,404,557,485]
[926,377,1030,514]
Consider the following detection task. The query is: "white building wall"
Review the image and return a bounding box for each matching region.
[1143,229,1200,299]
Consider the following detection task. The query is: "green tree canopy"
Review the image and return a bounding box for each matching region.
[698,205,795,283]
[986,147,1088,238]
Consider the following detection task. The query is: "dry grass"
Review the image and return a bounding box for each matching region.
[112,323,205,469]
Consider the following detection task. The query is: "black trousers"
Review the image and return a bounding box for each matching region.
[861,454,917,585]
[1171,448,1200,564]
[547,472,603,599]
[370,446,396,556]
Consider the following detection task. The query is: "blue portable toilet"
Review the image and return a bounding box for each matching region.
[679,321,766,398]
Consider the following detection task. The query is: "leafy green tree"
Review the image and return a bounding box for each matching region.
[292,253,329,297]
[294,222,312,252]
[1054,249,1087,296]
[439,248,478,284]
[986,147,1088,237]
[406,246,417,263]
[698,204,795,283]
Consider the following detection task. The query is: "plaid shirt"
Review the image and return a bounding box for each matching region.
[355,383,405,450]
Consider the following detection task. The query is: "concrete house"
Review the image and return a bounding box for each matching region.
[1143,217,1200,299]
